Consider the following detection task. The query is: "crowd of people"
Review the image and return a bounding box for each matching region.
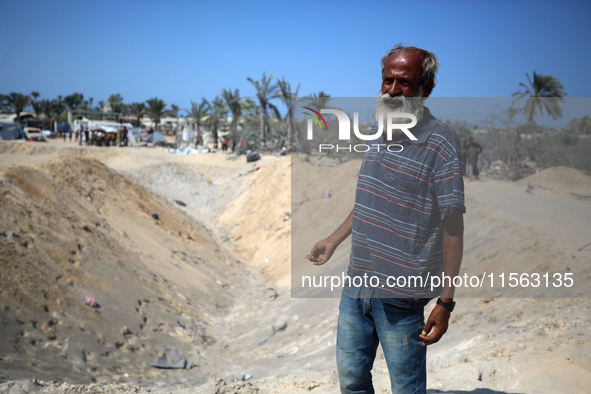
[65,125,128,147]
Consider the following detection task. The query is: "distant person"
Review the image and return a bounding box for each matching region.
[84,127,90,145]
[461,139,470,157]
[307,44,464,393]
[122,127,128,146]
[465,137,483,181]
[221,139,228,153]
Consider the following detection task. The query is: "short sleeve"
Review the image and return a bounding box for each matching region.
[433,136,466,220]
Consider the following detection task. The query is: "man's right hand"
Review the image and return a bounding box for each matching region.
[306,209,354,266]
[306,239,337,266]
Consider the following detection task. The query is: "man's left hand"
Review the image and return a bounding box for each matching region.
[419,305,450,346]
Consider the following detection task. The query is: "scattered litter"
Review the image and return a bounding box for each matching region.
[123,373,129,378]
[121,326,132,336]
[283,213,290,221]
[254,321,288,346]
[241,372,252,381]
[206,177,212,185]
[83,296,99,308]
[266,287,278,300]
[265,258,269,264]
[7,231,14,240]
[273,321,288,333]
[172,146,199,155]
[174,200,187,207]
[323,190,331,202]
[4,179,24,195]
[246,151,260,163]
[152,213,159,220]
[150,348,194,369]
[239,166,261,177]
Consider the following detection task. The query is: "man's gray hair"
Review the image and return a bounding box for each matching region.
[381,43,439,87]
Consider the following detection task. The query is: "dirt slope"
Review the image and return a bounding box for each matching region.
[0,145,248,384]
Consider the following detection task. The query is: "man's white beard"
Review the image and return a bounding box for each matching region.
[375,91,425,141]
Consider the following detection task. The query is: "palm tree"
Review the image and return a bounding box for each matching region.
[52,98,66,121]
[37,99,52,130]
[221,88,242,152]
[247,72,281,148]
[108,93,124,115]
[6,92,30,123]
[0,94,7,112]
[47,98,66,134]
[64,92,84,112]
[512,72,566,125]
[206,96,228,149]
[129,102,146,124]
[305,91,331,111]
[277,77,300,151]
[30,91,42,118]
[169,104,179,119]
[189,98,210,148]
[145,97,167,130]
[40,99,53,118]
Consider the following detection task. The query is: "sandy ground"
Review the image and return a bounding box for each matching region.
[0,138,590,393]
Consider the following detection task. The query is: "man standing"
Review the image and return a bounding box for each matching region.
[465,137,483,181]
[307,44,465,393]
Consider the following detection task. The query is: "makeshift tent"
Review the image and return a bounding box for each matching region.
[126,127,142,144]
[58,121,72,133]
[143,131,168,144]
[0,120,25,140]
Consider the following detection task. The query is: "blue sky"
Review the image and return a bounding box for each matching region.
[1,0,590,118]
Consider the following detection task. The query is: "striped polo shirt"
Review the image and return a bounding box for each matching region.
[348,107,465,309]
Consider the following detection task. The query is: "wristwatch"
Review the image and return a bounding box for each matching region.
[437,298,455,312]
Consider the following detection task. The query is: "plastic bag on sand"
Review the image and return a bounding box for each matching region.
[150,349,194,369]
[83,296,98,308]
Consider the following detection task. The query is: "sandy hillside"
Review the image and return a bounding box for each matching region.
[0,140,590,393]
[515,165,591,200]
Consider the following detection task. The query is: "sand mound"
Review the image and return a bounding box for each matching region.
[0,151,248,384]
[516,165,591,198]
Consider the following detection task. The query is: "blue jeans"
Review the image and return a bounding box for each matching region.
[336,284,426,394]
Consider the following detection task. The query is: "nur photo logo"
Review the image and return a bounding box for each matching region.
[304,108,419,153]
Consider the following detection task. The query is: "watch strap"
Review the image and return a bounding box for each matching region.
[437,298,455,312]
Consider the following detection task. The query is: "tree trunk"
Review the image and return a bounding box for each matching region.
[260,107,266,148]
